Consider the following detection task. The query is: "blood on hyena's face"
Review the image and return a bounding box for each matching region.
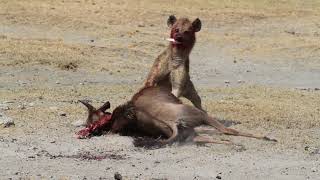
[167,15,201,48]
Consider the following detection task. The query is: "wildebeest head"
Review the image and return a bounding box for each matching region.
[79,100,110,125]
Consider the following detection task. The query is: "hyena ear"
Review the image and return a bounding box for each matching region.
[167,15,177,27]
[192,18,201,32]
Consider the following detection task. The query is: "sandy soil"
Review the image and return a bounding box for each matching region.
[1,0,320,179]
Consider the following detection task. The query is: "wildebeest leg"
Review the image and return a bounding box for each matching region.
[205,116,277,142]
[133,125,178,148]
[174,117,232,145]
[133,111,179,148]
[193,135,233,145]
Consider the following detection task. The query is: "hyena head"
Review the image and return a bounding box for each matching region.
[167,15,201,49]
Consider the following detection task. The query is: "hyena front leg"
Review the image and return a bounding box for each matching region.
[183,80,204,111]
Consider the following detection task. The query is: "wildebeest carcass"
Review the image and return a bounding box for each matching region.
[77,86,276,148]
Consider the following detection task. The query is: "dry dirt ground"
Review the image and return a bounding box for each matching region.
[1,0,320,179]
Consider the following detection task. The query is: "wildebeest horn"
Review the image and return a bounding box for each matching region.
[98,101,110,112]
[79,100,96,112]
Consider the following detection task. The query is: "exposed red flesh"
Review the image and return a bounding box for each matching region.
[77,114,112,139]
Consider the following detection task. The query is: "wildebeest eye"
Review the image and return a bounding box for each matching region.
[124,112,132,119]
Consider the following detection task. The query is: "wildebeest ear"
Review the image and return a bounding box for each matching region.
[167,15,177,27]
[192,18,201,32]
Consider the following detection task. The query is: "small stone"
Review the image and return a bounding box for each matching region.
[114,172,122,180]
[59,112,67,117]
[28,103,34,107]
[224,80,230,84]
[79,82,84,85]
[55,81,60,84]
[0,105,10,110]
[285,30,296,35]
[137,23,145,27]
[18,105,26,110]
[90,39,94,42]
[313,148,320,154]
[216,175,222,179]
[3,121,14,128]
[237,80,245,83]
[311,167,317,172]
[0,113,15,128]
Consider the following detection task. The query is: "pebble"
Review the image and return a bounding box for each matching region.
[0,105,10,110]
[114,172,122,180]
[216,175,222,179]
[28,103,34,107]
[0,112,15,128]
[18,105,26,110]
[59,112,67,117]
[224,80,230,84]
[137,22,145,27]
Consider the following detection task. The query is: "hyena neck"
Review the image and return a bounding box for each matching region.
[169,44,192,64]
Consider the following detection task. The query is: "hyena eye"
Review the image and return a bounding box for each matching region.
[184,31,190,35]
[175,28,179,33]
